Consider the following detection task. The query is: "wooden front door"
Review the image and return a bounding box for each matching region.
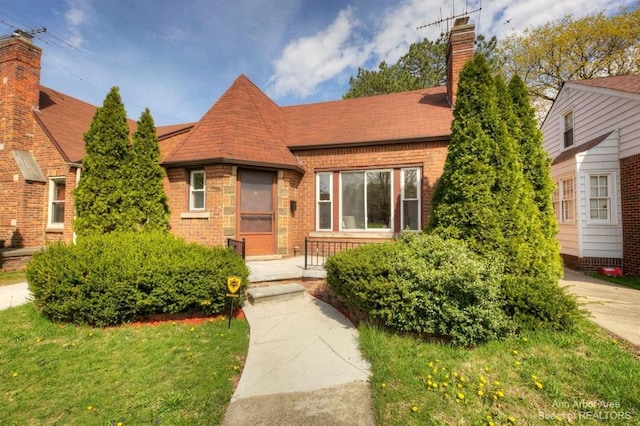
[238,169,276,256]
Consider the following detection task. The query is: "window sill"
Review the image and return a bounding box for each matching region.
[45,227,64,234]
[309,231,394,239]
[180,211,210,219]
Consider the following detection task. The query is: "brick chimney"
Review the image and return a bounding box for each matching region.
[446,17,475,108]
[0,30,42,152]
[0,31,43,248]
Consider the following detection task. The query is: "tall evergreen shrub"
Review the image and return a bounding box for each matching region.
[73,87,131,237]
[126,108,170,231]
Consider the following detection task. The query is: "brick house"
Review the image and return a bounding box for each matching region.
[541,75,640,276]
[0,18,476,264]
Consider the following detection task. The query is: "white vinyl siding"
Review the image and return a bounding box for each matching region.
[542,82,632,261]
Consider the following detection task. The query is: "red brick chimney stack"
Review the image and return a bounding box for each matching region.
[446,17,475,108]
[0,30,42,152]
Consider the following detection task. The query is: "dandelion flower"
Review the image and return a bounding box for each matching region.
[484,366,490,372]
[87,406,93,411]
[457,392,465,400]
[480,375,487,383]
[453,372,458,377]
[508,415,516,423]
[411,405,418,412]
[12,372,18,377]
[428,361,434,368]
[493,380,501,385]
[535,381,543,389]
[478,390,484,396]
[531,374,537,381]
[381,383,386,388]
[460,376,466,382]
[496,390,505,398]
[514,361,522,366]
[190,326,195,332]
[512,350,519,355]
[457,383,463,389]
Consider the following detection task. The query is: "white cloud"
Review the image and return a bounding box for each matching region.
[63,0,91,48]
[268,7,366,98]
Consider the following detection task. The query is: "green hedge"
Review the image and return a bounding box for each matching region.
[26,232,248,326]
[325,233,513,346]
[325,233,580,345]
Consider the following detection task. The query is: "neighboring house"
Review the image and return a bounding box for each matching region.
[541,75,640,276]
[0,18,476,264]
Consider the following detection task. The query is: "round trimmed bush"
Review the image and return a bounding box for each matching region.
[26,232,248,326]
[325,233,513,346]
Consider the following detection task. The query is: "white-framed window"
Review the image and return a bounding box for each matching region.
[189,170,206,210]
[589,174,612,222]
[552,184,561,222]
[316,172,332,230]
[48,177,66,228]
[563,110,574,148]
[340,170,392,230]
[401,168,420,230]
[560,177,575,223]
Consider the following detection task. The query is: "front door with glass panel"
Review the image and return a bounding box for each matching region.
[238,169,276,256]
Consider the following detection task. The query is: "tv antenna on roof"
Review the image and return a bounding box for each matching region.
[416,7,481,32]
[0,26,47,42]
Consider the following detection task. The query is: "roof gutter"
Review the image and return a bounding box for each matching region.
[286,134,451,151]
[161,157,305,174]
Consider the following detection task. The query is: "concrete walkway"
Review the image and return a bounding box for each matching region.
[223,293,375,425]
[561,268,640,346]
[0,282,30,310]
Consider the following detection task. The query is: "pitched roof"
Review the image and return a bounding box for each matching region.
[571,74,640,95]
[35,86,136,163]
[552,131,614,165]
[283,86,452,148]
[164,75,301,171]
[35,86,98,163]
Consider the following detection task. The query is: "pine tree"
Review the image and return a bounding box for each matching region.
[73,87,131,237]
[127,108,170,231]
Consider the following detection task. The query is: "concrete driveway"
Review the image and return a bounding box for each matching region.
[561,269,640,346]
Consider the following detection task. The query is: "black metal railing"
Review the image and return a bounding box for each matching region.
[227,238,246,260]
[304,237,366,269]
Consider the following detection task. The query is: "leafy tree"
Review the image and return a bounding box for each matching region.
[344,33,500,99]
[126,108,170,231]
[344,36,447,99]
[500,8,640,108]
[74,87,131,237]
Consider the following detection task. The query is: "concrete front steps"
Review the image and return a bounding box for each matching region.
[246,283,306,305]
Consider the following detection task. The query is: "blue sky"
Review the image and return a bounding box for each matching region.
[0,0,633,125]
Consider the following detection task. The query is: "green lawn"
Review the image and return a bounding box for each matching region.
[588,273,640,291]
[1,303,249,425]
[360,319,639,425]
[0,269,26,286]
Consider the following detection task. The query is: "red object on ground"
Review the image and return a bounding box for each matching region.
[598,267,623,277]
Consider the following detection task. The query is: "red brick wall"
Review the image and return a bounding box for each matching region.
[621,154,640,276]
[0,34,76,248]
[291,140,449,251]
[165,164,231,247]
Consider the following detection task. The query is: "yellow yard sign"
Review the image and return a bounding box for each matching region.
[227,276,242,294]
